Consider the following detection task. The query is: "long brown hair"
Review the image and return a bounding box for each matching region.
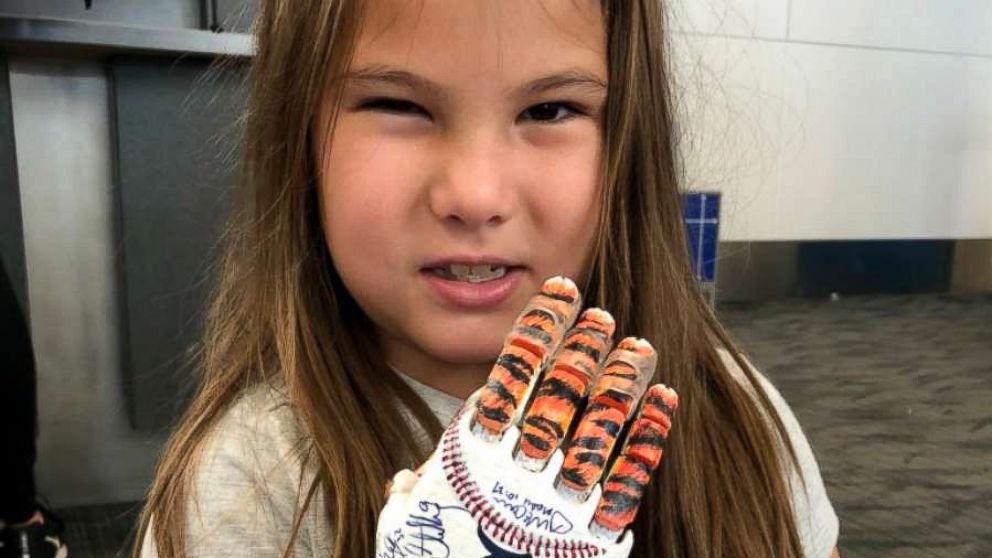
[135,1,804,557]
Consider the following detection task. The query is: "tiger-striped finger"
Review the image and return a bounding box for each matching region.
[514,308,616,471]
[555,337,657,502]
[591,384,678,540]
[471,276,582,442]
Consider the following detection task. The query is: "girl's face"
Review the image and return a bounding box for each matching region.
[315,0,607,394]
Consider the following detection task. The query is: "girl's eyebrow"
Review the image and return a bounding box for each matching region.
[342,64,607,99]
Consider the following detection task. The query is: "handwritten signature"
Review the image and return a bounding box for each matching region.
[378,501,466,558]
[490,481,574,534]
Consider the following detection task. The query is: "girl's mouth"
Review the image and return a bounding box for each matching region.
[428,264,509,283]
[420,265,526,309]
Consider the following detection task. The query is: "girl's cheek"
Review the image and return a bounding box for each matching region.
[326,123,431,203]
[522,135,603,211]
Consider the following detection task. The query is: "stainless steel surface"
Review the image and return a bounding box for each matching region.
[9,57,167,507]
[0,0,201,30]
[0,15,253,57]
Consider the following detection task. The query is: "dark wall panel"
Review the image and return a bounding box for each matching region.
[112,56,246,429]
[216,0,256,33]
[797,240,954,297]
[0,55,29,316]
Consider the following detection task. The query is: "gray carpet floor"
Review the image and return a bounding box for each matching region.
[55,293,992,558]
[720,292,992,558]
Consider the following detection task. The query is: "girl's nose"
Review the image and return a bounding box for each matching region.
[428,135,517,230]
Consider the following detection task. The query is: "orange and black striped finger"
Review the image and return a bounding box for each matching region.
[471,276,582,441]
[555,338,657,501]
[515,308,616,471]
[590,384,679,539]
[587,337,657,416]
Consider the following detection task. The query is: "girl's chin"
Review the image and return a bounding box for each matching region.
[411,318,504,361]
[403,301,525,364]
[423,309,516,345]
[425,338,503,365]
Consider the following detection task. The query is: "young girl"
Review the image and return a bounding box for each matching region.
[135,1,839,557]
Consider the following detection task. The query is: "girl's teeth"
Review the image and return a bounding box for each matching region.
[433,264,508,282]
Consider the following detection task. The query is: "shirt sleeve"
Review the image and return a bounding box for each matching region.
[718,348,840,558]
[139,387,333,558]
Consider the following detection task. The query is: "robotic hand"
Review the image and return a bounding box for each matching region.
[376,277,679,558]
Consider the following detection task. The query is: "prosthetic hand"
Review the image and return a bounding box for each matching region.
[376,277,679,558]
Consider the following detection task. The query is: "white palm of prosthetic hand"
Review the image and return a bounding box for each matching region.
[376,392,632,558]
[375,277,679,558]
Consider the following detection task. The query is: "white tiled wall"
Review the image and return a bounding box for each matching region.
[789,0,992,57]
[669,0,790,39]
[670,0,992,241]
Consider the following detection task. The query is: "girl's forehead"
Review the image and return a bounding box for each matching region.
[353,0,606,87]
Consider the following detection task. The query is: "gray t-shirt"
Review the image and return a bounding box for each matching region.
[140,349,839,558]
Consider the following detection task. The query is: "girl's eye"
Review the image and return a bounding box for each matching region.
[520,102,584,124]
[357,97,430,118]
[356,98,585,124]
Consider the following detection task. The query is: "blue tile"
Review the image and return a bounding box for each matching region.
[701,223,718,281]
[683,191,720,282]
[682,192,702,219]
[703,193,721,220]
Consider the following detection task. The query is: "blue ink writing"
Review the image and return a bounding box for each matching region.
[377,501,467,558]
[490,482,573,534]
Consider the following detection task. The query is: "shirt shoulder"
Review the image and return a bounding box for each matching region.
[716,348,840,558]
[140,383,333,558]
